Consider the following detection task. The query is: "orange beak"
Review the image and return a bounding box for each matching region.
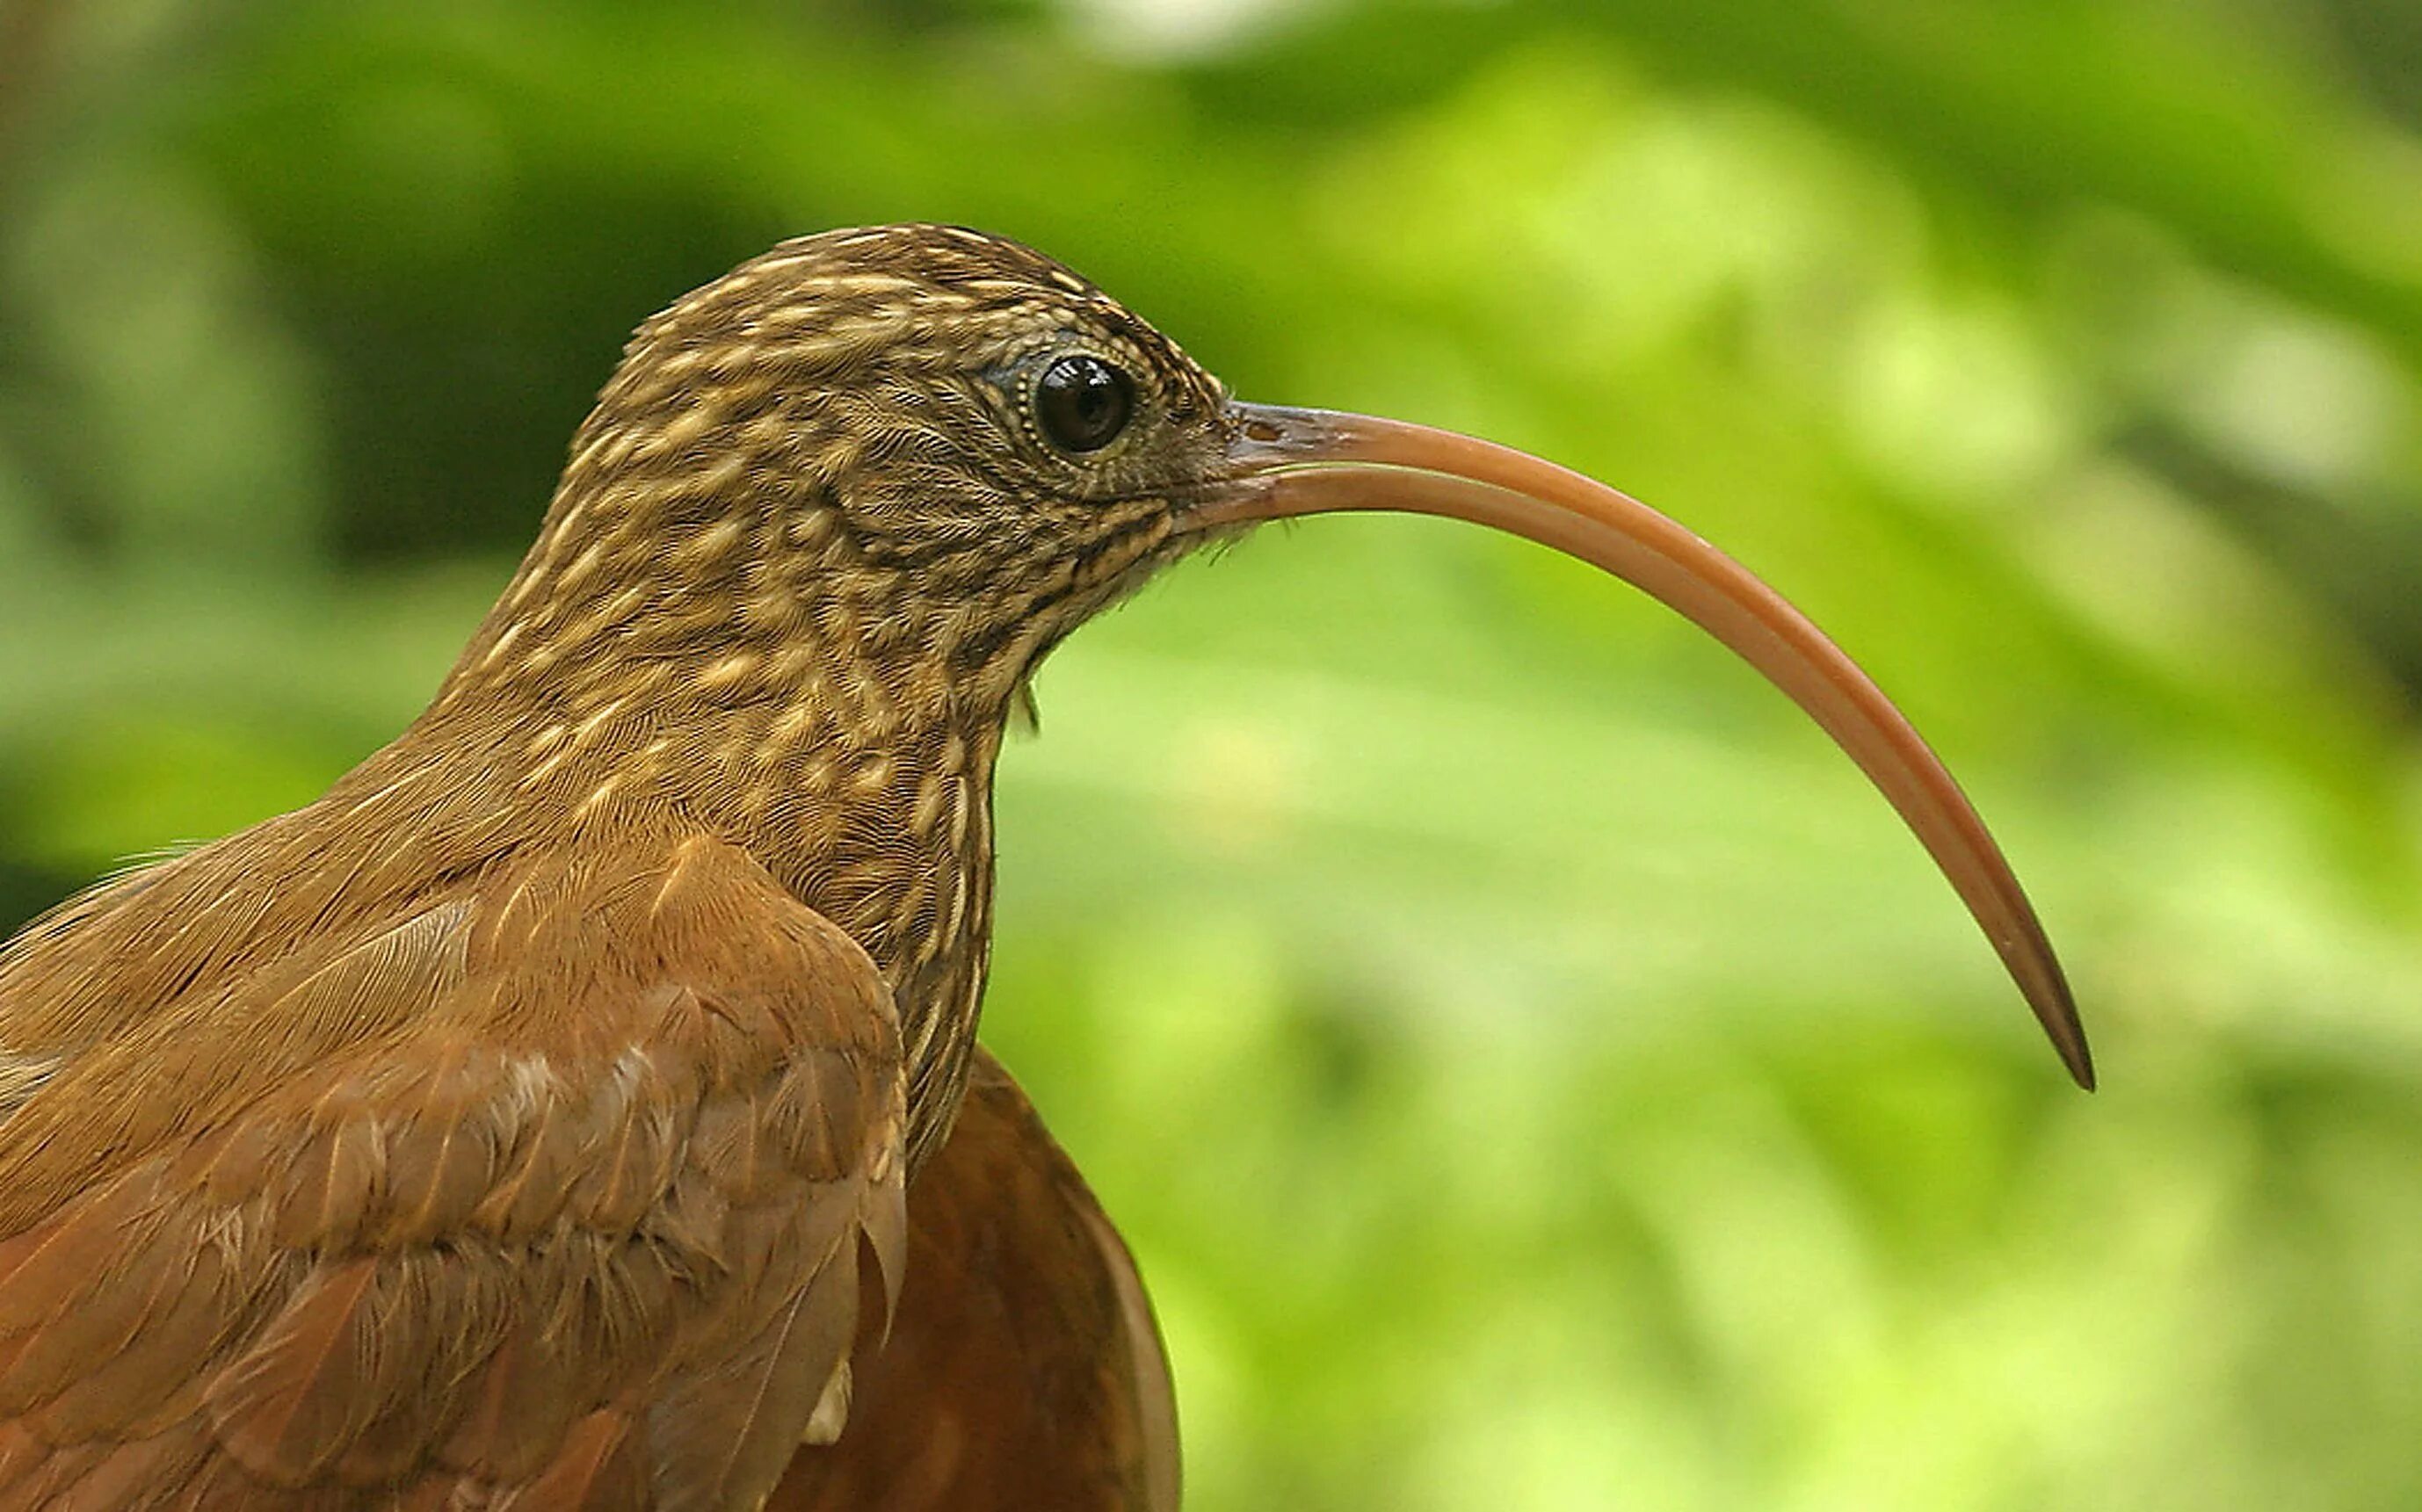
[1198,402,2092,1090]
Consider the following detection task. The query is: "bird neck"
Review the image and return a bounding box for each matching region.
[410,504,1029,1162]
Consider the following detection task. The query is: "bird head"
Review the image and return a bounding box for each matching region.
[453,222,2092,1089]
[462,227,1247,723]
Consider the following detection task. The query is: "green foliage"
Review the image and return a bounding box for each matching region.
[3,1,2418,1504]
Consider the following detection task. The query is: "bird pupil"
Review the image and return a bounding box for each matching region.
[1037,355,1134,453]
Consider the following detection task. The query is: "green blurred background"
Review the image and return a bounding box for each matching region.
[4,0,2420,1505]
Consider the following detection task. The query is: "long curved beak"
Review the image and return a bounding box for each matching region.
[1194,402,2092,1090]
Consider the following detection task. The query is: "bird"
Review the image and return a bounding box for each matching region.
[0,223,2090,1509]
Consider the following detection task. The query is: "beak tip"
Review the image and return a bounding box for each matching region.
[2048,1010,2097,1091]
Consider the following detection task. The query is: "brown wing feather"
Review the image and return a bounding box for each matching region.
[768,1047,1179,1512]
[0,832,906,1509]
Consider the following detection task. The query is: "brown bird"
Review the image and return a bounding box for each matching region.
[0,224,2089,1510]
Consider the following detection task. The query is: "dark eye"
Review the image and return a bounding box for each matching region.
[1035,354,1135,453]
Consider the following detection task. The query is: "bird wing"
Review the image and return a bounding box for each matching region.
[768,1045,1178,1512]
[0,833,907,1510]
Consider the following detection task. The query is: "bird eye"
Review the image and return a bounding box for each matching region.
[1034,355,1135,454]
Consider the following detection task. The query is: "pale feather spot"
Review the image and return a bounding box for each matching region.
[946,776,970,849]
[900,662,955,717]
[697,654,760,691]
[691,269,763,305]
[904,991,945,1066]
[802,1362,853,1446]
[737,412,793,453]
[527,723,569,757]
[601,429,643,473]
[761,300,827,331]
[852,755,896,798]
[816,272,921,298]
[499,1053,560,1124]
[573,776,623,818]
[556,540,610,591]
[520,749,572,792]
[693,454,754,504]
[478,626,535,675]
[813,436,865,479]
[766,642,822,685]
[910,775,946,836]
[714,370,778,409]
[679,515,750,568]
[647,404,721,458]
[600,584,649,624]
[0,1053,60,1119]
[771,701,822,746]
[854,705,905,745]
[565,423,624,476]
[572,698,626,745]
[341,763,436,820]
